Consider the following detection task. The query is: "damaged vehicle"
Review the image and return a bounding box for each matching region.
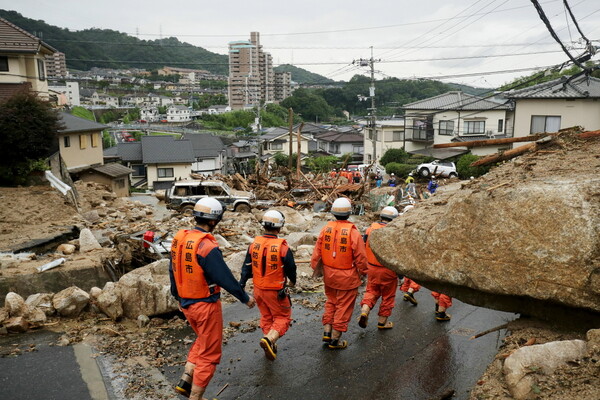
[165,180,272,215]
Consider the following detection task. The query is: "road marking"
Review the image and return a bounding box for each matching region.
[73,343,109,400]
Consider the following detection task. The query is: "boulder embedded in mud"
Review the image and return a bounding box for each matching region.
[56,244,76,255]
[295,245,315,260]
[225,251,247,277]
[53,286,90,317]
[272,207,306,226]
[5,292,26,317]
[117,259,178,318]
[96,282,123,320]
[5,317,29,333]
[214,234,230,249]
[370,177,600,317]
[587,329,600,356]
[25,293,54,316]
[79,229,102,252]
[24,307,47,326]
[89,287,102,300]
[503,339,587,399]
[0,308,8,324]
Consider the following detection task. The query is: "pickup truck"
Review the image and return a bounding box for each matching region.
[165,180,273,215]
[416,160,458,178]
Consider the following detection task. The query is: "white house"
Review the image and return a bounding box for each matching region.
[207,105,231,115]
[504,75,600,138]
[140,106,159,122]
[167,105,191,122]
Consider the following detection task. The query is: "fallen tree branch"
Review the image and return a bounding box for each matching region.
[469,323,509,340]
[433,134,545,149]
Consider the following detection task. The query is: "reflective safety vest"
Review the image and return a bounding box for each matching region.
[171,229,221,299]
[365,222,386,267]
[321,221,356,269]
[250,236,286,290]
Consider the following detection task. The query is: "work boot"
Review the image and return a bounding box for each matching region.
[322,330,332,342]
[435,311,451,321]
[327,339,348,350]
[403,292,418,305]
[260,337,278,361]
[358,312,368,329]
[175,372,192,397]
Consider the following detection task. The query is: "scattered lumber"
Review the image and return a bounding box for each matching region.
[433,134,545,149]
[469,323,509,340]
[470,141,540,167]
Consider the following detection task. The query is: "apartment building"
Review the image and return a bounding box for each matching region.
[228,32,274,110]
[274,71,292,102]
[45,51,68,79]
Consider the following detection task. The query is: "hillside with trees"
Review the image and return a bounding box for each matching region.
[274,64,335,84]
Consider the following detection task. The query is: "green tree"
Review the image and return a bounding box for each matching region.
[385,162,415,177]
[280,88,334,122]
[380,148,409,166]
[273,152,288,167]
[456,153,491,178]
[0,92,63,185]
[306,155,340,173]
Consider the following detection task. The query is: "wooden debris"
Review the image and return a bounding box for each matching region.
[469,323,509,340]
[433,134,545,149]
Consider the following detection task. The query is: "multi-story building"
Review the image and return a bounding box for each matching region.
[48,81,80,106]
[274,71,292,102]
[45,52,67,79]
[228,32,274,110]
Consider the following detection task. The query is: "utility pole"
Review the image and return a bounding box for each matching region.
[354,47,380,165]
[288,108,294,169]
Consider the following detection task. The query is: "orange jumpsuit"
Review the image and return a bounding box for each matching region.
[360,222,398,317]
[240,234,297,337]
[311,220,368,332]
[431,292,453,309]
[400,277,421,293]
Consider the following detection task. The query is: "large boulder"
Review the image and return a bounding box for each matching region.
[25,293,55,316]
[53,286,90,317]
[96,282,123,320]
[503,340,587,399]
[286,232,316,249]
[370,175,600,319]
[225,251,247,277]
[117,259,178,318]
[79,228,102,252]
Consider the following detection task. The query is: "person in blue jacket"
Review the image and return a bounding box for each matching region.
[427,176,439,194]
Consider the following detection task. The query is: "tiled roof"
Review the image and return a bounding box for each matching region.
[0,82,31,102]
[403,91,511,111]
[92,163,134,178]
[503,75,600,99]
[116,142,143,162]
[0,17,56,54]
[58,112,109,133]
[141,136,195,164]
[182,133,225,159]
[315,131,364,143]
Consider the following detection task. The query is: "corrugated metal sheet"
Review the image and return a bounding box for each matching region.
[403,91,511,111]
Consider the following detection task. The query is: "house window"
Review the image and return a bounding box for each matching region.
[0,56,8,72]
[79,135,87,149]
[353,144,364,154]
[464,121,485,135]
[91,133,99,148]
[498,119,504,133]
[157,168,174,178]
[115,178,125,189]
[439,120,454,136]
[271,142,283,150]
[392,130,404,141]
[131,164,146,177]
[530,115,561,134]
[37,59,46,81]
[63,136,70,148]
[329,143,340,153]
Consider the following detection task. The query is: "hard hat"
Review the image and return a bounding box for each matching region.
[262,209,285,229]
[409,172,413,176]
[331,197,352,217]
[193,197,224,221]
[402,205,414,213]
[380,206,399,221]
[391,173,395,176]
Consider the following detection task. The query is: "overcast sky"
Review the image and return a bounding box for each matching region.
[3,0,600,88]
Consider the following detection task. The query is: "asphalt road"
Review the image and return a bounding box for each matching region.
[0,288,515,400]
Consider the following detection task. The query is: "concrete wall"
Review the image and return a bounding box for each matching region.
[513,98,600,138]
[146,163,191,189]
[0,54,49,99]
[59,131,104,170]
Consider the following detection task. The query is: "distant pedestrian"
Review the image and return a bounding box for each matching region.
[427,176,438,194]
[388,173,397,187]
[375,171,383,188]
[240,210,297,361]
[311,197,368,349]
[358,206,400,330]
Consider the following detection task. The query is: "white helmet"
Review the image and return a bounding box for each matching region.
[402,205,415,214]
[391,173,395,176]
[262,210,285,229]
[380,206,399,221]
[331,197,352,217]
[193,197,224,221]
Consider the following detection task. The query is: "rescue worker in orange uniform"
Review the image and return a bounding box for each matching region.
[358,206,400,329]
[432,292,452,321]
[170,197,256,400]
[239,209,297,361]
[311,197,368,349]
[329,168,337,179]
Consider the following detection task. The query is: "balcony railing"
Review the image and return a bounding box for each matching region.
[405,127,434,142]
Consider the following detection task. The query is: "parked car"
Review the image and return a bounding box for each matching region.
[416,160,457,178]
[165,180,273,215]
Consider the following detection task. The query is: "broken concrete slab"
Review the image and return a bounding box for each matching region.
[79,229,102,252]
[53,286,90,317]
